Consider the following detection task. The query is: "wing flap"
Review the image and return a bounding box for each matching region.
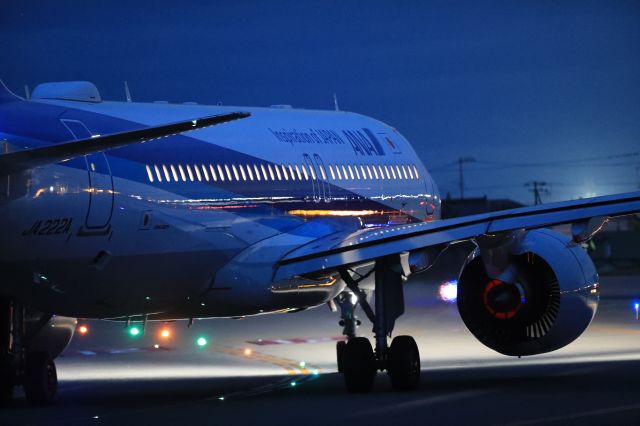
[0,111,250,173]
[275,191,640,280]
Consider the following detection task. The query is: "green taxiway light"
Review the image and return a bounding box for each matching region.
[196,337,208,347]
[128,326,141,336]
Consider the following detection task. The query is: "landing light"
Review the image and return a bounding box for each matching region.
[438,280,458,303]
[78,325,89,335]
[244,348,252,356]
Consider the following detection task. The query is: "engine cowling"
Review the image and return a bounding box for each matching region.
[457,229,599,356]
[26,314,77,359]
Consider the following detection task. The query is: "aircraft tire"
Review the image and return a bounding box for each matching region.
[23,351,57,405]
[387,335,420,391]
[343,337,376,393]
[336,340,346,373]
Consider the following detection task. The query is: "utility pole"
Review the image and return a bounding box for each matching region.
[525,181,549,205]
[458,157,475,199]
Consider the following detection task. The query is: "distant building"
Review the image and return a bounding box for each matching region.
[441,194,524,219]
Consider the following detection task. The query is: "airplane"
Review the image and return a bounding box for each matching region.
[0,80,638,405]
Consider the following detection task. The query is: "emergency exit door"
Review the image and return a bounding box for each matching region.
[60,119,114,229]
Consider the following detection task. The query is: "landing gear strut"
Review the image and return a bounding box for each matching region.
[0,299,58,406]
[337,255,421,392]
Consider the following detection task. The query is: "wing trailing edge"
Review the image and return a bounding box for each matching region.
[0,112,250,173]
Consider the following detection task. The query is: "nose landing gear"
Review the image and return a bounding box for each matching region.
[337,255,421,393]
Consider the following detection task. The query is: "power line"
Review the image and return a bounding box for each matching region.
[429,151,639,172]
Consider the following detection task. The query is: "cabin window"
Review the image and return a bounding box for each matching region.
[294,164,302,180]
[352,164,360,180]
[194,165,202,181]
[201,165,209,181]
[273,164,282,180]
[280,164,289,180]
[178,165,187,181]
[216,165,225,181]
[413,165,420,179]
[406,165,414,179]
[209,164,218,181]
[344,165,352,180]
[266,164,275,181]
[328,165,336,180]
[301,164,309,180]
[184,165,194,181]
[239,165,247,181]
[170,165,179,181]
[154,165,163,182]
[145,165,154,182]
[253,164,261,181]
[246,164,254,180]
[162,165,171,181]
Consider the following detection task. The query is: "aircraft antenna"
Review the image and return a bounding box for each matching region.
[124,81,132,103]
[333,93,340,112]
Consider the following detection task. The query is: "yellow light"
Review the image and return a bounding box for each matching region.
[78,325,89,335]
[244,348,252,356]
[160,329,171,339]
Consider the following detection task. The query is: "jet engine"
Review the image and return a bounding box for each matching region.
[457,229,599,356]
[25,311,77,359]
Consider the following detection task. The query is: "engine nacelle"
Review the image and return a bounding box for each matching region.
[26,314,77,359]
[457,229,599,356]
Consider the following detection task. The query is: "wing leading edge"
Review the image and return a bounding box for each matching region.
[275,191,640,280]
[0,112,250,173]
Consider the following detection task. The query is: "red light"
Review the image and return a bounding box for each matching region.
[159,328,171,339]
[78,325,89,335]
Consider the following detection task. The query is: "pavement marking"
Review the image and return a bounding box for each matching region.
[205,344,322,400]
[500,403,640,425]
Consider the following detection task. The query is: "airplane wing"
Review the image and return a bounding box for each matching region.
[0,111,250,173]
[275,191,640,279]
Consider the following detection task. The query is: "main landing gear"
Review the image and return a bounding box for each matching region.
[336,255,421,393]
[1,299,58,406]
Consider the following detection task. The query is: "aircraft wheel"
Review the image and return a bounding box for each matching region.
[336,340,346,373]
[343,337,376,393]
[23,351,57,405]
[0,368,13,407]
[387,335,420,391]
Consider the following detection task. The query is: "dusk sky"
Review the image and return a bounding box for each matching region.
[2,1,639,204]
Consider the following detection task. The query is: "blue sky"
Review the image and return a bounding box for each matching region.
[2,1,639,204]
